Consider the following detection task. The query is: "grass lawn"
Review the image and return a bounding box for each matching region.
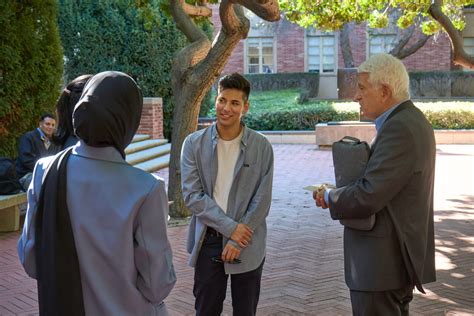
[207,89,474,116]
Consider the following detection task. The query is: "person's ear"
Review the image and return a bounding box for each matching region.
[243,101,249,115]
[381,84,392,100]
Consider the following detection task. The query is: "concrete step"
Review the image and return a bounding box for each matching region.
[133,154,170,172]
[126,143,171,165]
[131,134,150,143]
[125,139,168,155]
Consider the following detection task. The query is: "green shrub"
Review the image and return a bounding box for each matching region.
[243,107,474,131]
[0,1,63,158]
[244,107,359,130]
[424,110,474,129]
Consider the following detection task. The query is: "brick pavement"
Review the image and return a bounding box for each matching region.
[0,144,473,315]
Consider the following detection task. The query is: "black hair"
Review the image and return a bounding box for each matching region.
[53,74,93,146]
[40,113,55,121]
[217,73,251,101]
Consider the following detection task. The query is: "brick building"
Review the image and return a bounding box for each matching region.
[211,6,474,99]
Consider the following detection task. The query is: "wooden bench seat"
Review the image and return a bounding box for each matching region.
[0,192,27,232]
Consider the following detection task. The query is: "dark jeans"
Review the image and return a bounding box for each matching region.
[350,286,414,316]
[194,233,264,316]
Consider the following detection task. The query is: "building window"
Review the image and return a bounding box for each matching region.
[307,35,336,73]
[369,34,396,56]
[246,37,274,74]
[464,37,474,56]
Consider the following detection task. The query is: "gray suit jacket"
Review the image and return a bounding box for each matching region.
[18,141,176,315]
[328,101,436,292]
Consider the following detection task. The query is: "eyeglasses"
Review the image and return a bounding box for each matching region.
[211,256,241,264]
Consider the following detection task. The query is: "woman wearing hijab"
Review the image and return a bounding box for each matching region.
[53,74,93,149]
[18,71,176,316]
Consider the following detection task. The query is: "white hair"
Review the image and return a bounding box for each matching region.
[358,53,410,101]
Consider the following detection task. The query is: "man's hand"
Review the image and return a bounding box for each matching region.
[222,243,241,262]
[230,223,253,248]
[313,186,329,209]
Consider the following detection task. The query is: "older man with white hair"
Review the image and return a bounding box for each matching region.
[314,53,436,315]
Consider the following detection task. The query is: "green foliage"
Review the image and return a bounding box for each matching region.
[244,107,359,130]
[0,0,63,158]
[424,110,474,129]
[280,0,472,35]
[57,0,190,139]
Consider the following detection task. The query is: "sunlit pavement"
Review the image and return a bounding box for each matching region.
[1,144,473,315]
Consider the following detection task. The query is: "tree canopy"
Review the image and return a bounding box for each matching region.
[280,0,474,69]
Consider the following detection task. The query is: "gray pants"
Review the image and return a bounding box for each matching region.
[350,286,414,316]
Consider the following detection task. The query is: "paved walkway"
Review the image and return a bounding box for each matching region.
[1,144,473,315]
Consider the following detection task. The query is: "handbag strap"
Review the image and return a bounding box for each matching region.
[340,136,361,143]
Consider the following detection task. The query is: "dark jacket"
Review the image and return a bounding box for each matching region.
[328,100,436,292]
[16,129,60,178]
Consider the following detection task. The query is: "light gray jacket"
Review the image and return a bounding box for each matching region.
[18,141,176,315]
[181,124,273,274]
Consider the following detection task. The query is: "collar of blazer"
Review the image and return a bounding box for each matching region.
[384,100,413,124]
[370,100,414,153]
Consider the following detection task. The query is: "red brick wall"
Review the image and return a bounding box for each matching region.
[402,32,452,71]
[211,8,453,73]
[137,97,164,139]
[275,20,305,72]
[223,41,245,74]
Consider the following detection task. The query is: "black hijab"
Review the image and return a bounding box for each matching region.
[35,71,143,316]
[73,71,143,158]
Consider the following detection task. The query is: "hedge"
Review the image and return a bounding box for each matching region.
[58,0,213,139]
[244,107,358,130]
[243,108,474,130]
[0,1,63,158]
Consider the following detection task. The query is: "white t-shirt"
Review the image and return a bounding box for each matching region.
[213,130,243,213]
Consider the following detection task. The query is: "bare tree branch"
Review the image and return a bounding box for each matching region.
[182,2,212,17]
[238,0,280,22]
[220,0,248,33]
[192,0,280,83]
[395,34,431,59]
[390,25,415,56]
[429,0,474,69]
[170,0,212,73]
[170,0,207,42]
[390,25,432,59]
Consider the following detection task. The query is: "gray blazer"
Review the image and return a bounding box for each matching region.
[18,141,176,315]
[328,101,436,292]
[181,124,274,274]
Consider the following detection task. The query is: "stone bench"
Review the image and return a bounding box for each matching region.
[0,192,27,232]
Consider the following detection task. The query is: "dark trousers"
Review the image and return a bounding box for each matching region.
[350,286,414,316]
[194,233,264,316]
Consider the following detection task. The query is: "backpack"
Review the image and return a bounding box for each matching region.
[0,157,22,195]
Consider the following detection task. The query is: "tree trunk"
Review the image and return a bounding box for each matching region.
[168,83,207,217]
[340,23,354,68]
[166,0,280,217]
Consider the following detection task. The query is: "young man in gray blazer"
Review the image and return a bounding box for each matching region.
[314,53,436,315]
[181,73,274,316]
